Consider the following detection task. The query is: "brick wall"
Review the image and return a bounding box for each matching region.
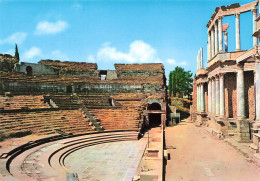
[225,73,237,118]
[244,71,255,120]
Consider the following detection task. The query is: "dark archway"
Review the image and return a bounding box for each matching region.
[147,103,161,110]
[26,66,32,76]
[148,113,161,128]
[67,86,73,94]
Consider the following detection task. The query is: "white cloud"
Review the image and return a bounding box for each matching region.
[87,55,96,63]
[51,50,68,61]
[0,32,27,45]
[22,47,42,60]
[88,40,186,67]
[167,58,188,66]
[35,20,68,35]
[96,40,160,63]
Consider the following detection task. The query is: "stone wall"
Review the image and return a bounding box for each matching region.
[15,62,57,75]
[225,73,237,118]
[244,71,255,120]
[191,79,198,121]
[0,54,18,72]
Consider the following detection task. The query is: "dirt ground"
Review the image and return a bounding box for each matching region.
[165,119,260,181]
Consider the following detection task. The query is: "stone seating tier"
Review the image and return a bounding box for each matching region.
[90,108,141,130]
[0,110,93,136]
[0,95,51,110]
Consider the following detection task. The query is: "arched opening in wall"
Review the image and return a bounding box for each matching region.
[26,66,32,76]
[67,86,73,94]
[147,103,161,110]
[148,113,161,128]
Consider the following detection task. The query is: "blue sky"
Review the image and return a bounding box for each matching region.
[0,0,257,78]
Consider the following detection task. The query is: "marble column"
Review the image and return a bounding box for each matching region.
[224,32,228,52]
[219,73,225,116]
[218,16,223,52]
[197,84,200,112]
[208,79,212,115]
[235,13,241,51]
[215,22,219,54]
[237,64,245,118]
[255,61,260,121]
[211,29,215,56]
[216,76,220,115]
[201,83,205,112]
[253,8,258,46]
[208,32,211,60]
[212,78,216,115]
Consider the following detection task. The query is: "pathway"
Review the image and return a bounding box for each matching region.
[165,119,260,181]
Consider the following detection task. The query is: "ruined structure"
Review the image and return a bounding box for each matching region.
[0,54,167,180]
[0,57,167,137]
[191,0,260,160]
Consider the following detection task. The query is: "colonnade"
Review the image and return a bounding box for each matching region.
[207,7,258,61]
[197,83,205,112]
[197,67,249,119]
[207,74,225,117]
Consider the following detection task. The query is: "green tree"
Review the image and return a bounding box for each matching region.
[15,44,20,62]
[168,66,193,98]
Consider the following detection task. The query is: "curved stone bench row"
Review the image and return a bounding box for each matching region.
[1,130,139,181]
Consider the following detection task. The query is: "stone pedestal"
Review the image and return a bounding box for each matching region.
[196,112,208,126]
[236,117,251,143]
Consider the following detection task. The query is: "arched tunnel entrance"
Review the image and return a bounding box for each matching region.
[146,102,162,128]
[148,113,161,128]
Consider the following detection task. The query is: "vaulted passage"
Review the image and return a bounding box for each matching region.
[147,103,161,110]
[148,113,161,128]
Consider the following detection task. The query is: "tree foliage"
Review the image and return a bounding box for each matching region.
[168,66,193,98]
[15,44,20,62]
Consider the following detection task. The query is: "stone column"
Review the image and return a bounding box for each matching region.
[215,75,220,115]
[215,22,219,54]
[208,79,212,115]
[201,83,205,112]
[218,16,223,52]
[212,78,216,115]
[211,29,215,56]
[237,64,245,118]
[255,60,260,121]
[219,73,225,116]
[235,13,241,51]
[197,84,200,112]
[208,32,211,60]
[253,8,258,46]
[224,31,228,52]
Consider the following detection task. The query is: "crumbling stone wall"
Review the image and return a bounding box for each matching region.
[15,62,58,75]
[0,54,18,72]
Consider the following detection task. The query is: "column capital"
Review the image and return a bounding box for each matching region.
[219,73,225,78]
[218,16,223,20]
[235,13,240,17]
[253,51,260,62]
[252,8,257,15]
[237,63,244,70]
[215,75,219,80]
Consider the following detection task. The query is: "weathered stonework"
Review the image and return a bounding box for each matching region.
[0,59,167,136]
[191,1,260,147]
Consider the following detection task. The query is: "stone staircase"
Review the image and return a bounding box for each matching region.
[75,95,104,132]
